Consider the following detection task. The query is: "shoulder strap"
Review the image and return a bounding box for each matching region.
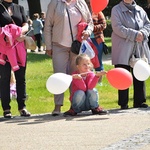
[0,3,15,24]
[66,8,74,42]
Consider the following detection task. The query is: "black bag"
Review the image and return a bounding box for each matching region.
[71,40,81,54]
[103,43,109,55]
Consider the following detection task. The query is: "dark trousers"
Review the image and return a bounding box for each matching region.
[115,64,146,107]
[34,33,41,49]
[0,62,27,111]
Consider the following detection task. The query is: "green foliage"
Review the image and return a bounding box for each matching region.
[104,20,112,37]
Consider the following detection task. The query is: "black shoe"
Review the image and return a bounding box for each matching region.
[19,109,31,117]
[92,107,109,115]
[121,105,128,109]
[140,103,148,108]
[134,103,148,108]
[3,111,12,118]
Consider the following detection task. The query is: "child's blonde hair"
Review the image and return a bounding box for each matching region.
[75,54,93,68]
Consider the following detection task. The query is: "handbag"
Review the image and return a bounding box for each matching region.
[66,8,81,54]
[103,43,109,55]
[0,3,36,50]
[129,43,148,68]
[24,35,37,50]
[71,40,81,54]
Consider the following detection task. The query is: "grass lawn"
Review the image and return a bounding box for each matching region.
[0,38,150,116]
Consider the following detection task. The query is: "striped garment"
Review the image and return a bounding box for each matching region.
[92,11,106,44]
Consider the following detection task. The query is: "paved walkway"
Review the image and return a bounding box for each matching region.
[102,53,112,65]
[0,108,150,150]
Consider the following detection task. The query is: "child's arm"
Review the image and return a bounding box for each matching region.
[72,74,87,91]
[87,71,107,89]
[72,74,82,80]
[95,70,107,77]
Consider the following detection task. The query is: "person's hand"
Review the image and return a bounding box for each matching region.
[72,74,82,79]
[96,70,107,77]
[16,34,26,42]
[136,31,144,42]
[46,50,52,57]
[82,30,90,40]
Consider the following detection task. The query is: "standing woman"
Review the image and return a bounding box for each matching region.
[111,0,150,109]
[0,0,31,118]
[44,0,93,116]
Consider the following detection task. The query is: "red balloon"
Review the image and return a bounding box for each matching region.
[91,0,109,13]
[106,68,133,90]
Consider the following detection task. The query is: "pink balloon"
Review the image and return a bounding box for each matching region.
[91,0,109,13]
[106,68,133,90]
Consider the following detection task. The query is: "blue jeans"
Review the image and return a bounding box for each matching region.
[91,38,104,71]
[72,89,99,113]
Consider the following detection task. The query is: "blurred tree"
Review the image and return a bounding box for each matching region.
[103,0,147,17]
[27,0,41,19]
[136,0,147,7]
[13,0,42,19]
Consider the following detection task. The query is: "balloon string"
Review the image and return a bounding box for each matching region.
[79,71,106,75]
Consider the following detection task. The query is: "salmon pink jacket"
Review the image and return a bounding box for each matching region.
[70,71,99,101]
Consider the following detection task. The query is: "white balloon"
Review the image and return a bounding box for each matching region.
[133,60,150,81]
[46,73,72,94]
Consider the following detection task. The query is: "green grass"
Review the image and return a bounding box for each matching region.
[0,38,150,116]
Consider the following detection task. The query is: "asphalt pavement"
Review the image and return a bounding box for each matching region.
[0,108,150,150]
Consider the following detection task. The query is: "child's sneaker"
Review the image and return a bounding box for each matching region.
[92,107,109,115]
[63,109,77,116]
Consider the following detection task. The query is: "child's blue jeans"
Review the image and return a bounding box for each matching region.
[72,89,99,113]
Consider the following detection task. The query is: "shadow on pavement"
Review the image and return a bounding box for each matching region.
[0,112,109,125]
[0,107,149,125]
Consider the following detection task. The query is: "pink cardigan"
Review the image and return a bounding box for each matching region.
[70,71,99,101]
[0,24,26,71]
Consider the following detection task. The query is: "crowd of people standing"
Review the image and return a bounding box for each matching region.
[0,0,150,118]
[26,12,46,52]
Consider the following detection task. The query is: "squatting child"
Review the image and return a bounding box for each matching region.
[64,54,109,116]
